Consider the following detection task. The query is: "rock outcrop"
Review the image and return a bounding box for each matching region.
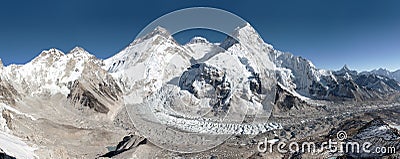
[99,134,147,158]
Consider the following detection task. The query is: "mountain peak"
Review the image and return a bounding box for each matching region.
[145,26,171,39]
[377,68,389,71]
[341,64,350,71]
[374,68,391,74]
[361,68,400,83]
[70,46,85,53]
[0,58,3,69]
[130,26,173,46]
[39,48,65,57]
[29,48,65,64]
[335,64,358,77]
[154,26,169,34]
[232,23,256,38]
[227,22,273,49]
[68,46,92,57]
[188,36,210,44]
[235,22,253,31]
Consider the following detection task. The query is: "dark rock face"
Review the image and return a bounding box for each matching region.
[274,84,308,112]
[328,77,360,100]
[219,36,239,50]
[0,151,16,159]
[179,63,232,112]
[249,74,262,94]
[68,81,110,113]
[308,81,328,98]
[68,81,103,113]
[99,134,146,158]
[67,68,122,114]
[238,56,263,95]
[66,56,123,114]
[0,77,19,105]
[1,109,12,130]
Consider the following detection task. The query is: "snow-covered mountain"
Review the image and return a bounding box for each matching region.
[0,47,122,118]
[0,23,397,121]
[0,23,397,118]
[0,59,19,105]
[0,22,399,158]
[362,68,400,82]
[1,22,396,114]
[102,22,399,138]
[106,23,280,141]
[103,26,192,104]
[273,51,400,101]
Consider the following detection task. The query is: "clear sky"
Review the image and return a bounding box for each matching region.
[0,0,399,71]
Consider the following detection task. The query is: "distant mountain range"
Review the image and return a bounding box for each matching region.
[362,68,400,82]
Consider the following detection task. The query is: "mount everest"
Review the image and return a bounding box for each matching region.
[0,23,399,158]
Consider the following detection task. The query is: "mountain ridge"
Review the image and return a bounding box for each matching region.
[1,24,398,103]
[362,68,400,82]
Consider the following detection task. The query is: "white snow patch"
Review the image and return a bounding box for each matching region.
[277,83,311,101]
[0,131,37,159]
[0,103,37,121]
[389,124,400,131]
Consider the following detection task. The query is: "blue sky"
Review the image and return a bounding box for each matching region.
[0,0,399,71]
